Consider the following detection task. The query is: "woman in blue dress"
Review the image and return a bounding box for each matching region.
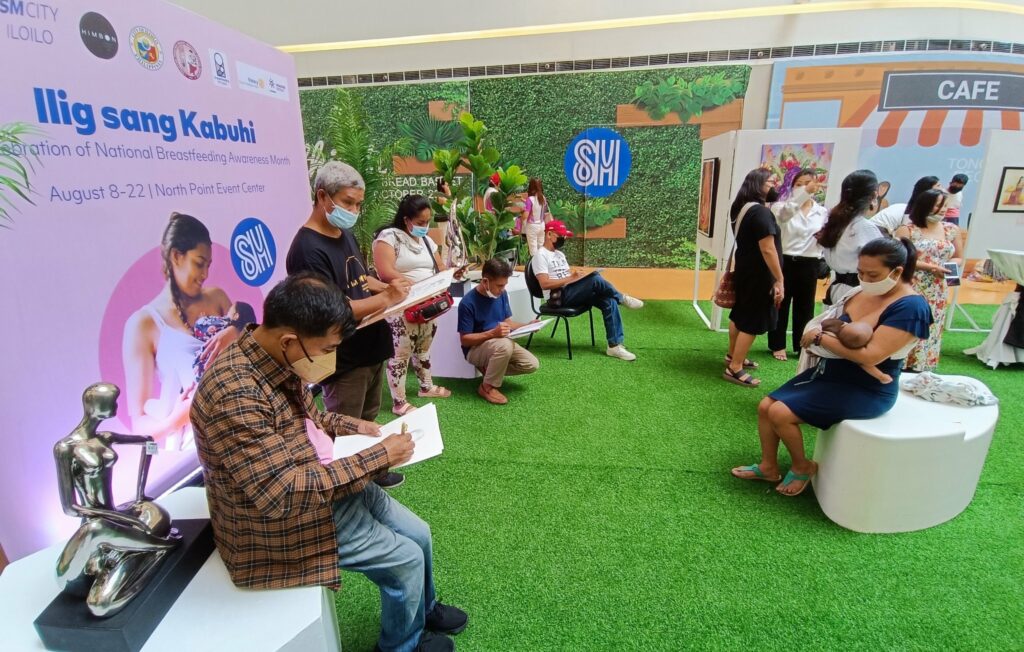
[731,237,933,496]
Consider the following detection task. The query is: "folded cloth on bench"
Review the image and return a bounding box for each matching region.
[902,372,998,407]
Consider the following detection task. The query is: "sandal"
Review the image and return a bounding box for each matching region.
[391,402,417,416]
[731,464,782,483]
[775,463,818,497]
[417,385,451,398]
[772,350,788,362]
[724,355,759,369]
[723,366,761,387]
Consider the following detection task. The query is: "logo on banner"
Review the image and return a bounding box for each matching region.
[209,48,230,88]
[129,26,163,70]
[79,12,118,59]
[231,218,276,286]
[563,128,632,198]
[173,40,202,80]
[236,61,290,101]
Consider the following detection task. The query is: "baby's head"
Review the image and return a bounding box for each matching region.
[835,321,874,348]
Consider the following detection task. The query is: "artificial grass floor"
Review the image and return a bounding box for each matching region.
[336,301,1023,651]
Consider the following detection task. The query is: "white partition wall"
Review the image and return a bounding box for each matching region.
[965,130,1024,259]
[695,128,863,330]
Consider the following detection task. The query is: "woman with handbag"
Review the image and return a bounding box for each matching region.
[373,194,461,415]
[819,170,884,304]
[731,237,932,496]
[722,168,784,387]
[768,168,829,361]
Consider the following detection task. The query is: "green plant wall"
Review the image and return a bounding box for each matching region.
[299,66,749,268]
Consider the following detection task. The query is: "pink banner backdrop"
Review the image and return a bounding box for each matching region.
[0,0,309,559]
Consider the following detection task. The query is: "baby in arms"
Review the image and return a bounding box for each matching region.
[819,318,893,384]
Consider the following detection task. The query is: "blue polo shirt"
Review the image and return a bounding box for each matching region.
[457,288,512,357]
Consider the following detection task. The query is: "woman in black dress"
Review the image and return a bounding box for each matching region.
[724,169,784,387]
[731,237,932,496]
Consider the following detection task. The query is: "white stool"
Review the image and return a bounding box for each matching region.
[811,374,998,533]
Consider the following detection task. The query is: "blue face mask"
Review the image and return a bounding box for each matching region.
[326,201,359,230]
[410,225,430,238]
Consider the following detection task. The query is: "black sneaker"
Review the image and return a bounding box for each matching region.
[417,631,455,651]
[375,472,405,489]
[426,602,468,635]
[374,631,453,652]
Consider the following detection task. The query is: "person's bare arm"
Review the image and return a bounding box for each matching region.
[535,271,580,290]
[814,325,917,366]
[372,240,402,283]
[460,324,509,348]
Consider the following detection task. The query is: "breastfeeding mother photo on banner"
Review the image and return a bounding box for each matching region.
[113,213,259,451]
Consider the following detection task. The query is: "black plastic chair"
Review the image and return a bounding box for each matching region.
[523,258,595,360]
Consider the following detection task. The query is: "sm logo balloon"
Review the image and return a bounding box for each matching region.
[564,128,632,198]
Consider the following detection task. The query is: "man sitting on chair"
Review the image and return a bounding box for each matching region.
[530,220,644,361]
[457,258,540,405]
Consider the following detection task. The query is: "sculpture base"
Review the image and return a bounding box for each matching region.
[34,518,214,652]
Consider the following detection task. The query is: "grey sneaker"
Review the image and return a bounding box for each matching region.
[620,295,644,309]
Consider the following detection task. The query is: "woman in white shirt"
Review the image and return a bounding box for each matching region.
[769,168,828,361]
[819,170,884,305]
[373,194,456,415]
[520,177,551,257]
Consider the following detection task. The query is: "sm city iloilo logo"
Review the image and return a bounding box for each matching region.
[231,218,276,286]
[564,127,632,198]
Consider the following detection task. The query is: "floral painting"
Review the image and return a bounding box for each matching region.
[759,142,833,204]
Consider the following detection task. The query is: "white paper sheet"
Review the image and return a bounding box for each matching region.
[331,403,443,469]
[509,319,553,339]
[358,269,456,329]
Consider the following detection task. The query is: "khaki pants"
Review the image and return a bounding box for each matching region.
[465,338,539,388]
[322,363,384,421]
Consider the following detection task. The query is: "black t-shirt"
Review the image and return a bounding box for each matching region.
[732,204,782,291]
[285,226,393,375]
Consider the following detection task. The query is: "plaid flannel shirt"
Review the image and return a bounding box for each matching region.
[190,327,389,589]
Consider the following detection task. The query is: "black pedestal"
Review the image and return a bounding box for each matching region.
[34,518,214,652]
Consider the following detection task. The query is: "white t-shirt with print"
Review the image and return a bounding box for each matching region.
[374,228,437,283]
[531,246,571,281]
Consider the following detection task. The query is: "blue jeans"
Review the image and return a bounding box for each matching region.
[558,273,625,346]
[333,482,437,652]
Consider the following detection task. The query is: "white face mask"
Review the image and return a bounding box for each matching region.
[859,270,899,296]
[926,212,944,224]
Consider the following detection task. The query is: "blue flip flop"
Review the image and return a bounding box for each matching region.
[776,467,816,496]
[731,464,781,483]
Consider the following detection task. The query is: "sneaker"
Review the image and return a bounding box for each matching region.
[375,472,405,489]
[374,632,454,652]
[619,294,644,309]
[606,344,637,361]
[426,602,468,635]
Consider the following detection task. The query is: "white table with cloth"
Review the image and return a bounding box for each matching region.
[964,249,1024,368]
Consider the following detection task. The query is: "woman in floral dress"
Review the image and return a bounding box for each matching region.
[895,189,963,371]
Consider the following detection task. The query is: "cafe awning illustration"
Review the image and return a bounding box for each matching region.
[779,62,1024,148]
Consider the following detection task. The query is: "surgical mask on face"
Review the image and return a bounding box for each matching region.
[326,201,359,230]
[287,338,336,384]
[859,270,899,296]
[482,281,500,299]
[410,224,430,238]
[554,236,566,249]
[926,212,944,224]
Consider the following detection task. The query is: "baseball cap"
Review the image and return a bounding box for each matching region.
[545,220,574,237]
[490,172,501,185]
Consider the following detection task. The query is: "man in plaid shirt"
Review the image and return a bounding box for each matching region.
[191,273,467,652]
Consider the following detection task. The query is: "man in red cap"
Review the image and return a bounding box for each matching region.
[483,172,501,212]
[530,220,644,361]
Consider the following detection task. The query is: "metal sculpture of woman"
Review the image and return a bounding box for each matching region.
[53,382,181,617]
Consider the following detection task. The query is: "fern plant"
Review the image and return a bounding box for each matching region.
[0,122,43,228]
[313,89,409,260]
[399,115,462,162]
[632,72,744,122]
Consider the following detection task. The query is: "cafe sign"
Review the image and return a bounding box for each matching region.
[880,71,1024,111]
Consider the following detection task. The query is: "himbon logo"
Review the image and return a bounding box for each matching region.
[209,48,230,88]
[79,12,118,59]
[173,40,201,80]
[563,128,632,198]
[231,217,276,286]
[129,26,162,70]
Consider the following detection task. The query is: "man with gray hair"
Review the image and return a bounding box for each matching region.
[287,161,411,488]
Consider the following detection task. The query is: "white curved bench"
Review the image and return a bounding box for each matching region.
[811,374,999,533]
